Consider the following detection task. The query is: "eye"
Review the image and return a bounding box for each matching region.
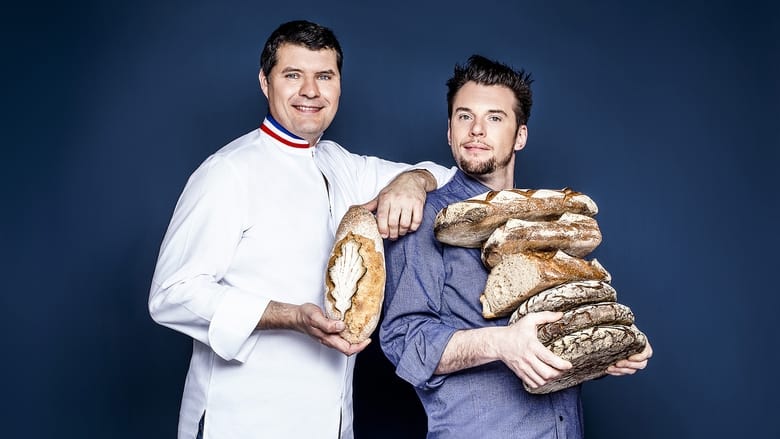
[457,113,472,121]
[284,72,301,79]
[317,73,333,80]
[488,115,503,122]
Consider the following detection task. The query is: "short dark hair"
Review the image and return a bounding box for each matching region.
[446,55,534,127]
[260,20,343,77]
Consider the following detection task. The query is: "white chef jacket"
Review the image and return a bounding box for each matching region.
[149,116,455,439]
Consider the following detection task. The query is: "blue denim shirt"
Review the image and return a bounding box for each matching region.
[380,170,583,439]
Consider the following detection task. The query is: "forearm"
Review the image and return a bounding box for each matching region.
[404,169,437,192]
[435,327,504,375]
[256,300,299,330]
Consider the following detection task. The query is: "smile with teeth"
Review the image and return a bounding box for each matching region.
[293,104,323,113]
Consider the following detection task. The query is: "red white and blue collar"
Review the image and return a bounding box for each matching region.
[260,115,311,148]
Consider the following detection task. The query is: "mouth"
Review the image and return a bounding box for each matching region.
[292,104,324,113]
[462,141,490,151]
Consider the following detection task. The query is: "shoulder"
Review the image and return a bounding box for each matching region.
[188,129,262,186]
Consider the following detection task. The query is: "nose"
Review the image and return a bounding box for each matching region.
[470,119,485,138]
[299,75,320,98]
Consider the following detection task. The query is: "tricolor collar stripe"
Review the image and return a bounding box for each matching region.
[261,116,310,148]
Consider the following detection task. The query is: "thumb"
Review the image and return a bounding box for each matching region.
[527,311,565,326]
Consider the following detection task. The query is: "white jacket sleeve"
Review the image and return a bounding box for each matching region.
[315,141,456,212]
[148,155,268,362]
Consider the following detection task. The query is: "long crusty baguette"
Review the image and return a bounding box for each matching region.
[480,250,611,319]
[525,325,647,394]
[509,280,617,324]
[434,188,598,248]
[324,206,386,344]
[481,212,602,268]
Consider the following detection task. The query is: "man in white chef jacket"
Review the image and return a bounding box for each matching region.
[149,20,454,439]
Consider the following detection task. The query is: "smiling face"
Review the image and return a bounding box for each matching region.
[259,43,341,145]
[448,81,527,188]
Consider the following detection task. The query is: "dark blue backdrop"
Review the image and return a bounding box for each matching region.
[4,1,778,437]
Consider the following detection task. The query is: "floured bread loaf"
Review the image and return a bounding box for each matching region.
[535,302,635,344]
[509,280,617,324]
[481,212,602,268]
[480,251,611,319]
[525,325,647,394]
[324,206,386,344]
[434,188,598,248]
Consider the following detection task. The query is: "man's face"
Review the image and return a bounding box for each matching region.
[259,44,341,145]
[448,81,526,176]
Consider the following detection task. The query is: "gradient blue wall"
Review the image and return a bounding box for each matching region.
[4,1,778,437]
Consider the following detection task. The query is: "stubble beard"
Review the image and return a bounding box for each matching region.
[457,148,514,176]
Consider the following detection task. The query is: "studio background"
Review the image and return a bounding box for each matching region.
[4,1,777,438]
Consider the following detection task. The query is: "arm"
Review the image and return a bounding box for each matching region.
[149,156,267,362]
[605,338,653,376]
[257,301,369,356]
[379,203,458,388]
[320,143,455,239]
[436,312,573,390]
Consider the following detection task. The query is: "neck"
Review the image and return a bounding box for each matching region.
[471,168,515,191]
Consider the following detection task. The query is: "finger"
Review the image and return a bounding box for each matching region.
[606,365,639,376]
[406,202,424,233]
[396,207,413,237]
[321,334,353,354]
[312,315,345,334]
[535,345,572,371]
[374,199,391,238]
[344,338,371,356]
[360,198,379,213]
[526,311,565,326]
[386,204,402,240]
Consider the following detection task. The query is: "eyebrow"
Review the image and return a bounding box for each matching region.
[454,107,509,116]
[279,66,337,76]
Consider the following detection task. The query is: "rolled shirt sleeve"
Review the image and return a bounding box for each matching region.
[380,203,458,389]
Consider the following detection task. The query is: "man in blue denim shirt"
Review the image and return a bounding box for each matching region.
[380,55,652,438]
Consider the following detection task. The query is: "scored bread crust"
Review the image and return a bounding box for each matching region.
[524,325,647,394]
[434,188,598,248]
[324,206,386,344]
[508,280,618,324]
[535,302,635,344]
[481,212,602,268]
[480,250,611,319]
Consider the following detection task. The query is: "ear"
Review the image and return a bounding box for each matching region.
[259,70,269,99]
[447,120,452,146]
[514,125,528,151]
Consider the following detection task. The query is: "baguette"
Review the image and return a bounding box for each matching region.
[434,188,598,248]
[324,206,386,344]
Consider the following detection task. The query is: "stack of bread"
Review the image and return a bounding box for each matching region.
[434,188,647,394]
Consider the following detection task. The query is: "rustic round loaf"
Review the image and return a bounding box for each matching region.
[508,280,618,324]
[524,324,647,394]
[324,206,386,344]
[535,302,635,344]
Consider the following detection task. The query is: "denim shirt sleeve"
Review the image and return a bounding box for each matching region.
[379,202,457,389]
